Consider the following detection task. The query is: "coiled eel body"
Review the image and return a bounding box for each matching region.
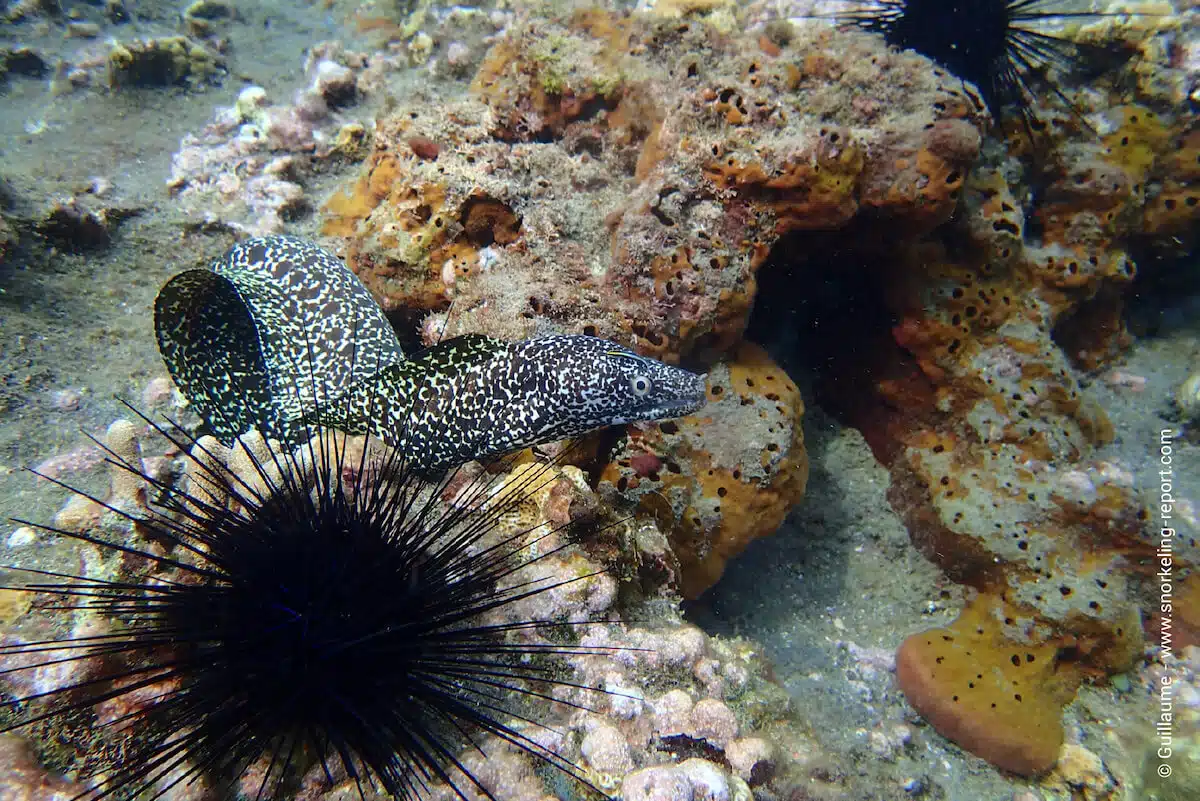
[154,236,708,471]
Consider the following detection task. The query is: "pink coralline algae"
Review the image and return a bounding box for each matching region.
[0,735,83,801]
[167,44,394,236]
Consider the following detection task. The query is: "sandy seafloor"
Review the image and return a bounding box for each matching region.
[0,1,1198,800]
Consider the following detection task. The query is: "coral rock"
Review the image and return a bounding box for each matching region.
[599,342,807,597]
[581,721,635,775]
[106,36,222,88]
[687,698,738,748]
[37,197,122,251]
[322,10,988,363]
[724,737,773,783]
[677,758,731,801]
[1048,744,1114,800]
[622,764,694,801]
[795,109,1162,770]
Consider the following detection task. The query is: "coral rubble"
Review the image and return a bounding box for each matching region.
[168,44,397,236]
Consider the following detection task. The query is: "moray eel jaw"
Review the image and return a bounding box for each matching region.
[605,390,707,424]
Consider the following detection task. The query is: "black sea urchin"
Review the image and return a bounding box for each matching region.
[831,0,1108,132]
[0,412,606,801]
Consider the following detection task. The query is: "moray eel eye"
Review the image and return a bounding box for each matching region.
[631,375,653,396]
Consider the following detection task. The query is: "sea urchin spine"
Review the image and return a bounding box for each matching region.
[830,0,1114,133]
[1,411,611,801]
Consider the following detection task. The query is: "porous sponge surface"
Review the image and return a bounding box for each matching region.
[895,596,1080,777]
[598,342,807,598]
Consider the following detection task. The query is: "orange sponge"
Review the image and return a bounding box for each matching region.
[895,595,1081,776]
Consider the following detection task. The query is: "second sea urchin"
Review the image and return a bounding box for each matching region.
[1,411,608,801]
[830,0,1107,132]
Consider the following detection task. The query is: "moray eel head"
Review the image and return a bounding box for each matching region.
[527,335,707,429]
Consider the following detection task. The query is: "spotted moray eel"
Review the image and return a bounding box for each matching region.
[154,236,708,472]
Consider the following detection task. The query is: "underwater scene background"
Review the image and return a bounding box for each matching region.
[0,0,1197,799]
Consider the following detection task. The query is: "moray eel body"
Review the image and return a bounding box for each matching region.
[155,236,707,471]
[314,333,708,471]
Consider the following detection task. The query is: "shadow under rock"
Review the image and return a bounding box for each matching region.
[684,405,851,674]
[684,230,893,669]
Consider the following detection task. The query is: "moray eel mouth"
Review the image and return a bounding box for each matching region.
[612,372,708,425]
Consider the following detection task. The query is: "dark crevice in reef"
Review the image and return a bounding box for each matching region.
[744,230,918,465]
[685,229,911,646]
[1122,245,1200,338]
[384,308,433,354]
[1051,284,1130,370]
